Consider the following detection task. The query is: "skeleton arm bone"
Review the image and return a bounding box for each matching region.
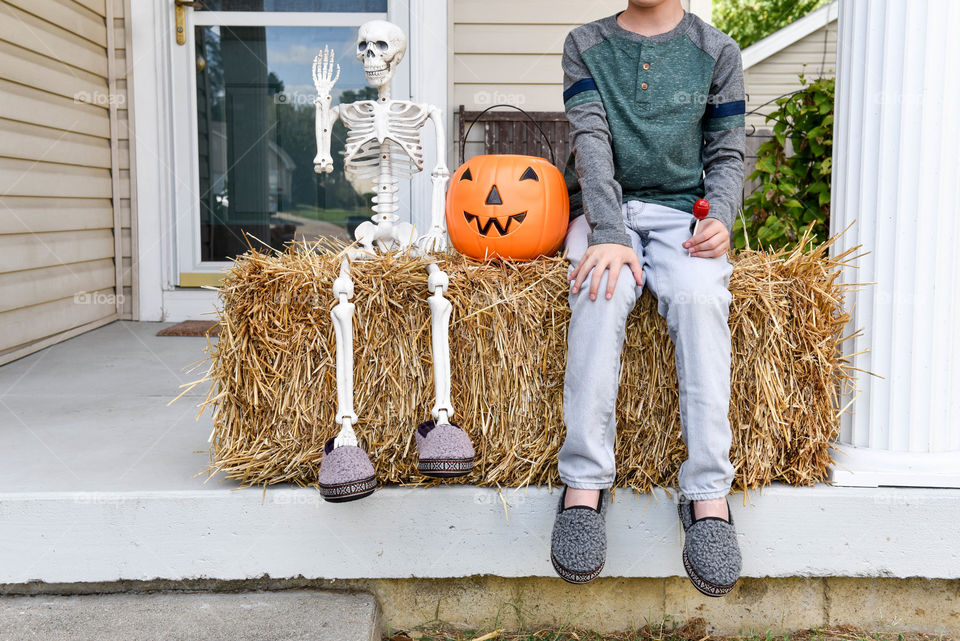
[314,104,340,174]
[417,105,451,252]
[313,46,341,174]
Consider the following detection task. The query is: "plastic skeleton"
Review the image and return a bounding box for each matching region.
[313,20,472,497]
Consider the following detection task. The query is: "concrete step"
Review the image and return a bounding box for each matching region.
[2,322,960,586]
[0,590,381,641]
[4,484,960,583]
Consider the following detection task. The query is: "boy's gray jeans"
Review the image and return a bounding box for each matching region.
[558,199,735,500]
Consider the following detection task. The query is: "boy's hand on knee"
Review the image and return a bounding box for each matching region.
[683,218,730,258]
[569,244,644,301]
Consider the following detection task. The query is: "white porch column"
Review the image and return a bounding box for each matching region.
[829,0,960,486]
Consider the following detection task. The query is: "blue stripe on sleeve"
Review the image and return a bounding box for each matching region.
[706,99,746,118]
[563,77,598,103]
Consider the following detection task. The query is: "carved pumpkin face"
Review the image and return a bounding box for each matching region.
[445,154,569,261]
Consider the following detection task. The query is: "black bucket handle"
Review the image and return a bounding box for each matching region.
[459,103,556,167]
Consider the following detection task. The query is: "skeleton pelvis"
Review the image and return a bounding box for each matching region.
[354,219,416,251]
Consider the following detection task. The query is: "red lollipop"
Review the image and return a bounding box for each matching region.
[689,198,710,255]
[693,198,710,220]
[692,198,710,232]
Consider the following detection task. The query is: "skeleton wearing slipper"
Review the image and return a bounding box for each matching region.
[312,20,475,502]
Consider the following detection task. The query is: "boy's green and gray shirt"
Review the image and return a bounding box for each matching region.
[562,10,746,247]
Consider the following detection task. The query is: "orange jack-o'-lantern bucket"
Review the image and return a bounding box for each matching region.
[446,105,569,261]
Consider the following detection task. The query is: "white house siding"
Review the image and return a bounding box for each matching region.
[743,19,837,130]
[0,0,135,365]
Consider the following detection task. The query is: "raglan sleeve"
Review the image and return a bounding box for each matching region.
[562,31,632,248]
[701,37,746,234]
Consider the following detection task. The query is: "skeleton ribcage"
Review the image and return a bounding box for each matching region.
[345,138,420,181]
[340,100,432,183]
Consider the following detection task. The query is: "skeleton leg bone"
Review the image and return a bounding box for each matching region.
[426,262,453,423]
[331,256,360,448]
[318,250,378,502]
[412,253,475,477]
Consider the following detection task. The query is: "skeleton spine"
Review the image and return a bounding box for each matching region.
[371,141,400,222]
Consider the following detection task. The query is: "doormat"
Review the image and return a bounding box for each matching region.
[157,320,220,337]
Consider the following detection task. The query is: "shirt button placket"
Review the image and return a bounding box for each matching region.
[637,48,651,101]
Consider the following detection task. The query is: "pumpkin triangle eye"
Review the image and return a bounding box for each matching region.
[460,167,473,181]
[520,166,539,181]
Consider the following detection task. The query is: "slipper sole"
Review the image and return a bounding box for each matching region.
[418,457,474,478]
[681,545,737,597]
[318,475,377,502]
[551,551,604,584]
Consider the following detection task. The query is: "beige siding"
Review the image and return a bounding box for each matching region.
[0,0,135,364]
[744,19,837,129]
[452,0,625,115]
[450,0,712,159]
[451,0,626,162]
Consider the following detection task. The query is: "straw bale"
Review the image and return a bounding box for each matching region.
[190,231,860,493]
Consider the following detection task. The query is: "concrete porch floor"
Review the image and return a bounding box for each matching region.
[1,321,959,636]
[0,321,227,493]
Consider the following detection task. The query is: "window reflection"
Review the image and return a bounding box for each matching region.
[195,25,377,262]
[199,1,387,12]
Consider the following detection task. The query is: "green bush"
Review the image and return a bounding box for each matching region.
[714,0,831,49]
[734,73,835,251]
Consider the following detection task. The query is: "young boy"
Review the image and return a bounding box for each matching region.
[549,0,745,596]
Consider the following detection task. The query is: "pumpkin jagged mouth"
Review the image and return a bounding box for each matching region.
[463,211,527,237]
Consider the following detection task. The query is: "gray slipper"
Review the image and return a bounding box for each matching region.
[415,420,475,478]
[677,491,742,596]
[550,486,607,584]
[317,437,377,502]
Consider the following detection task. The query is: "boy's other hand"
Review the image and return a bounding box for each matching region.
[683,218,730,258]
[569,243,644,301]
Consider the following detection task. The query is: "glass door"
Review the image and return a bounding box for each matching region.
[171,1,407,286]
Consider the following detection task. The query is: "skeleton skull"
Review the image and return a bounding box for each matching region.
[356,20,406,88]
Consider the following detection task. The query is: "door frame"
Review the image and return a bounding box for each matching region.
[129,0,449,321]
